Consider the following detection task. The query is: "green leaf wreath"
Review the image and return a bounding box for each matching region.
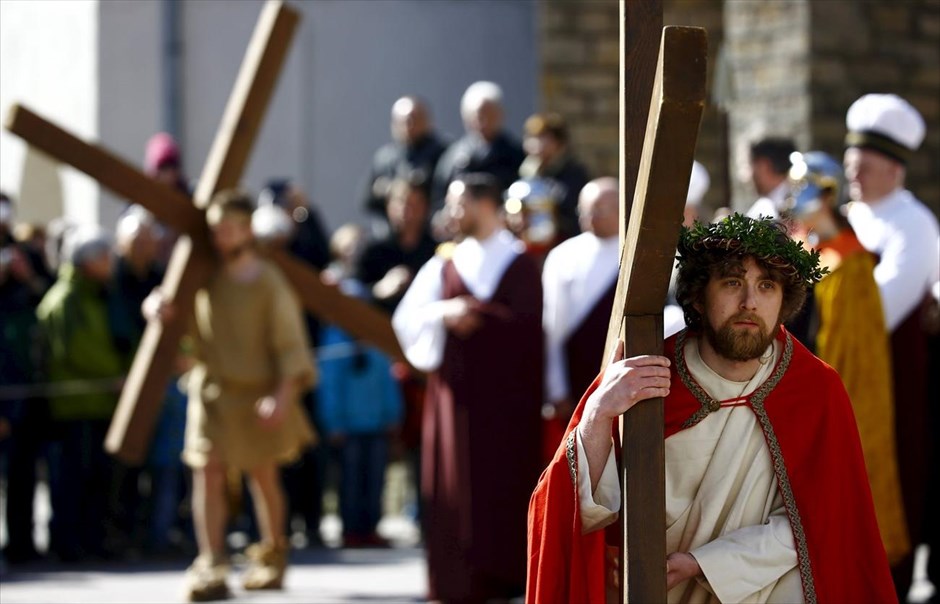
[677,213,829,286]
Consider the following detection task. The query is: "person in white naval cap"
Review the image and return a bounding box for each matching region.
[843,92,940,600]
[664,161,711,338]
[541,178,620,431]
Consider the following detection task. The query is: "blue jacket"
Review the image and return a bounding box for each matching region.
[315,324,403,436]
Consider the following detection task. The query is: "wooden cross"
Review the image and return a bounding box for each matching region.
[605,3,707,602]
[4,0,404,466]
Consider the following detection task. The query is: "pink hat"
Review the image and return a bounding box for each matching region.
[144,132,181,176]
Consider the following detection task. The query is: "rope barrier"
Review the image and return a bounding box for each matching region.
[0,341,382,401]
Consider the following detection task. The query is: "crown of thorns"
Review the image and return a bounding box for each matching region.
[677,213,828,286]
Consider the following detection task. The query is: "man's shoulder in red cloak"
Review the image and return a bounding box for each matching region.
[526,327,896,604]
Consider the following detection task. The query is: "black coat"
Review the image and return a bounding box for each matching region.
[360,133,448,217]
[356,229,438,314]
[536,156,590,241]
[431,131,525,209]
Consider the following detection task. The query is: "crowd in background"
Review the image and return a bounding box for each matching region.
[1,82,938,601]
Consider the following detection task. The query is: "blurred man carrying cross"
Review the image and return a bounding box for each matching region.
[144,191,316,601]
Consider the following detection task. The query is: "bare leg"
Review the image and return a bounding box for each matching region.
[246,462,287,547]
[192,457,229,557]
[241,462,289,590]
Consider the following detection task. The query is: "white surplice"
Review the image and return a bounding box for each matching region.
[391,228,523,372]
[577,336,803,604]
[542,232,620,403]
[745,181,789,221]
[846,188,940,331]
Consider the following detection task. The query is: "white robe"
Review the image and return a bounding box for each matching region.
[578,336,802,603]
[541,232,620,403]
[846,188,940,331]
[745,181,789,221]
[391,228,523,372]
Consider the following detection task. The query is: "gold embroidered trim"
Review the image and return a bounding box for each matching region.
[675,331,792,429]
[674,332,817,603]
[750,376,817,604]
[675,330,722,429]
[565,430,578,487]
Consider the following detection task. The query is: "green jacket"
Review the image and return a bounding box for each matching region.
[36,264,124,421]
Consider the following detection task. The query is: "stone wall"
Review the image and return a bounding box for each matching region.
[665,0,727,216]
[722,0,810,210]
[539,1,620,183]
[538,0,940,216]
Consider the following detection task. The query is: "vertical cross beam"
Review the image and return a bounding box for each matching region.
[106,0,300,464]
[619,0,662,246]
[606,26,707,603]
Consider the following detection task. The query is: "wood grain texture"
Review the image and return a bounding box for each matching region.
[609,23,708,604]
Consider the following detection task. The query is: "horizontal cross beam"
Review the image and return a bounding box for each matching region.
[4,104,203,236]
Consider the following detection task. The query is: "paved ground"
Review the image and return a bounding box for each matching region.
[0,507,428,604]
[0,479,427,604]
[4,477,935,603]
[0,546,427,603]
[0,463,428,603]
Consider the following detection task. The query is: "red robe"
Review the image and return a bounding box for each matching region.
[527,327,896,604]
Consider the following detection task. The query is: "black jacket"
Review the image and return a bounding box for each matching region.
[431,131,525,209]
[361,133,448,217]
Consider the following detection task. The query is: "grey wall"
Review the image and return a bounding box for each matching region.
[99,0,163,228]
[178,0,538,234]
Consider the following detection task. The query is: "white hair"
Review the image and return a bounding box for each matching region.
[63,225,113,267]
[116,205,156,245]
[252,204,295,243]
[461,81,503,119]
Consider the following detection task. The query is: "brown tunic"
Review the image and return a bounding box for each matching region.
[423,255,543,602]
[182,261,317,471]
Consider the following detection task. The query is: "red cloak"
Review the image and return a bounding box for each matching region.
[527,327,896,604]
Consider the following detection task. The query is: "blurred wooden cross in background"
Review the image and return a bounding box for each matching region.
[605,1,707,601]
[4,0,404,466]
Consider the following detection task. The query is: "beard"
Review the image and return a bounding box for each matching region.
[703,312,776,362]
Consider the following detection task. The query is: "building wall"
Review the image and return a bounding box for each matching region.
[0,0,100,226]
[722,0,811,210]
